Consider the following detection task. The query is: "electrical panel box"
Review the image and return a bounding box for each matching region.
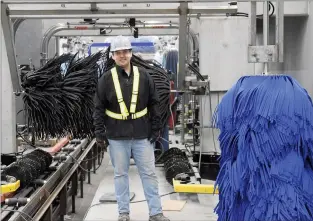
[198,17,254,91]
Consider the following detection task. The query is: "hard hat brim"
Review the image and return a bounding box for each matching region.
[110,46,132,52]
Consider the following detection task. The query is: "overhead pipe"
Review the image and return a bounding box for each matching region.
[40,22,199,65]
[40,22,179,57]
[41,23,178,65]
[13,18,25,39]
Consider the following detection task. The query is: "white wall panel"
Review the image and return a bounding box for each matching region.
[238,1,309,17]
[199,17,254,91]
[1,27,17,154]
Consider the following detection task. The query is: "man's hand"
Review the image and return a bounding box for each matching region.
[149,131,160,144]
[96,139,108,152]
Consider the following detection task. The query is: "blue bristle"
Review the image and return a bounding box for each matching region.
[213,75,313,221]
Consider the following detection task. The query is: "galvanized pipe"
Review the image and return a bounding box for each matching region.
[13,18,25,39]
[41,22,199,65]
[40,24,68,66]
[40,23,178,65]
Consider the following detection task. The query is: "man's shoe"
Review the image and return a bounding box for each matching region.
[149,213,170,221]
[118,213,130,221]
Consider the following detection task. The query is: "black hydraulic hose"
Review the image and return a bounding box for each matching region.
[187,63,205,81]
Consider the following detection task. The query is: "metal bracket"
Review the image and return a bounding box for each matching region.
[90,3,98,12]
[248,45,278,63]
[185,80,209,88]
[248,1,284,68]
[184,76,209,87]
[178,3,189,15]
[184,77,208,95]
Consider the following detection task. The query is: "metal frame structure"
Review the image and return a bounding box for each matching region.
[0,0,2,159]
[1,4,20,92]
[0,0,300,3]
[0,0,285,145]
[248,1,284,74]
[1,138,103,221]
[0,0,238,145]
[1,1,237,92]
[40,22,199,66]
[41,22,179,65]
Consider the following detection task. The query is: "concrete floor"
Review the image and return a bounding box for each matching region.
[79,153,219,221]
[64,154,111,221]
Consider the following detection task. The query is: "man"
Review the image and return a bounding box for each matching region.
[93,36,170,221]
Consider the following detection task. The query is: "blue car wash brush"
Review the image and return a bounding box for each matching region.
[213,75,313,221]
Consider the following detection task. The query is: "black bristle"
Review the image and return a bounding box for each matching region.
[22,48,170,140]
[22,52,106,139]
[2,149,53,188]
[161,148,190,185]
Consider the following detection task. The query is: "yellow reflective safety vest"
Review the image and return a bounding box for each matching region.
[105,66,148,120]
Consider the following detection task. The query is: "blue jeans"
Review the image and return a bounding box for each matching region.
[108,138,163,216]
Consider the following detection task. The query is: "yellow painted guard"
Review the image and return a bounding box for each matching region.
[0,180,20,194]
[173,179,219,194]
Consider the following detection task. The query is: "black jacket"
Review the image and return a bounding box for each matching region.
[93,64,161,141]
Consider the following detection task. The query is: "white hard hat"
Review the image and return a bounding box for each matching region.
[110,36,132,52]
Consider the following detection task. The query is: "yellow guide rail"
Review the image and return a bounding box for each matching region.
[173,179,219,194]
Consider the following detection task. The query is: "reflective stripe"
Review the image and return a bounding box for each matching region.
[105,109,128,120]
[130,66,140,113]
[111,67,129,118]
[105,107,147,120]
[106,66,148,120]
[131,107,147,119]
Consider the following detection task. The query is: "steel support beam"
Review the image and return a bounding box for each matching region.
[0,0,2,156]
[1,3,20,92]
[8,7,237,19]
[276,0,284,62]
[178,2,188,144]
[249,1,257,46]
[263,1,269,74]
[0,0,299,3]
[11,14,233,19]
